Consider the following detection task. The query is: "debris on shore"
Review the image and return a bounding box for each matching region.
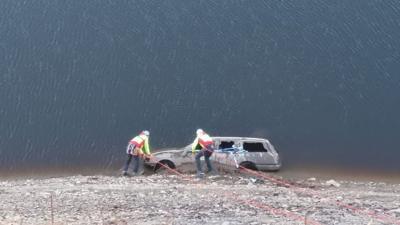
[0,174,399,225]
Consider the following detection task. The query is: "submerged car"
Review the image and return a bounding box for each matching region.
[145,137,281,172]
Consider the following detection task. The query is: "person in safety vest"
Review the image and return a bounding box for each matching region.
[192,129,216,178]
[122,130,151,176]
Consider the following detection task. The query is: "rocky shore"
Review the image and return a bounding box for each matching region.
[0,172,399,225]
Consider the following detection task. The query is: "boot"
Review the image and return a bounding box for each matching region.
[196,172,205,178]
[207,170,218,175]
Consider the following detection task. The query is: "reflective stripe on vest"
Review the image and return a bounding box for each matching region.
[199,133,213,148]
[130,135,146,148]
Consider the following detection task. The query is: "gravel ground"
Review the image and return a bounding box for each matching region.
[1,172,400,225]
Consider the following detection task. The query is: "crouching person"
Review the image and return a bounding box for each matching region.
[122,130,151,176]
[192,129,216,178]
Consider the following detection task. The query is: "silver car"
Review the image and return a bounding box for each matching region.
[145,137,281,172]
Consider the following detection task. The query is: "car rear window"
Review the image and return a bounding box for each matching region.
[243,142,268,152]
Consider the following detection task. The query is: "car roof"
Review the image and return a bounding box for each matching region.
[212,136,269,142]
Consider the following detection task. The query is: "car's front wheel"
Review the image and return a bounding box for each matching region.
[239,161,258,171]
[154,160,176,172]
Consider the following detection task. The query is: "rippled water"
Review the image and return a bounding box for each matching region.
[1,1,399,173]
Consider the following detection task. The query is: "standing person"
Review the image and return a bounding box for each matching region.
[192,129,215,178]
[122,130,151,176]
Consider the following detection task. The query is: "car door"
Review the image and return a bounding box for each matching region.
[212,139,239,168]
[180,144,196,164]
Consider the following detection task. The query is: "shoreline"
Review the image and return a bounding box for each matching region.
[1,165,399,184]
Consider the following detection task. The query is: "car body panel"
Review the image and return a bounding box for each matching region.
[146,137,281,171]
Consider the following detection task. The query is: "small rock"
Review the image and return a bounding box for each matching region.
[247,182,255,188]
[307,177,317,182]
[326,179,341,187]
[389,208,400,213]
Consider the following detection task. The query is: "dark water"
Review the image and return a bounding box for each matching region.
[1,1,399,173]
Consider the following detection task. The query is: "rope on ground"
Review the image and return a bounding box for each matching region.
[237,161,400,225]
[147,154,323,225]
[204,147,400,225]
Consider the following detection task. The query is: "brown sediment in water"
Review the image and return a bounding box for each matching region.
[277,164,400,183]
[0,165,120,180]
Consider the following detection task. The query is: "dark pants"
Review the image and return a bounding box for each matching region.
[123,154,141,173]
[195,145,214,174]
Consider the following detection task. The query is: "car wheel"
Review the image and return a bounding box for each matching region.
[154,160,176,172]
[239,161,258,171]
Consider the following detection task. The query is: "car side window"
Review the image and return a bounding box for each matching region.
[243,142,268,152]
[219,141,235,149]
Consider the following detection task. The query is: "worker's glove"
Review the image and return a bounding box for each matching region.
[144,154,152,161]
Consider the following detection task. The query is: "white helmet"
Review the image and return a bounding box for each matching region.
[142,130,150,136]
[196,129,204,136]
